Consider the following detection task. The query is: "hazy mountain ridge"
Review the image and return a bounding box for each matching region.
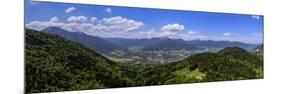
[107,37,257,51]
[42,27,258,53]
[40,27,259,64]
[42,27,121,53]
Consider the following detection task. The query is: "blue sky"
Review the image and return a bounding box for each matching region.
[25,0,263,44]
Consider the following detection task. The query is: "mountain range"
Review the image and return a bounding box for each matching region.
[42,27,258,53]
[42,27,120,53]
[107,37,257,51]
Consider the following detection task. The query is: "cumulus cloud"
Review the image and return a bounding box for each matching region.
[105,8,112,14]
[117,23,204,40]
[25,16,64,30]
[102,16,144,32]
[83,28,205,41]
[220,32,233,41]
[26,16,144,32]
[26,16,210,41]
[223,32,231,36]
[65,7,76,13]
[50,16,60,22]
[251,15,261,20]
[29,15,252,42]
[157,23,202,39]
[67,16,88,23]
[187,31,199,35]
[90,17,98,23]
[161,23,184,32]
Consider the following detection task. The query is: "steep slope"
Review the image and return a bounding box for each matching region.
[25,29,134,93]
[42,27,120,53]
[134,47,263,85]
[166,47,263,83]
[218,47,255,60]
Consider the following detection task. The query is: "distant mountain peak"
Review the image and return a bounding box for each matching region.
[41,26,120,53]
[43,27,91,36]
[43,26,66,32]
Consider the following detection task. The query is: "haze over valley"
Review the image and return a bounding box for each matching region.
[42,26,259,64]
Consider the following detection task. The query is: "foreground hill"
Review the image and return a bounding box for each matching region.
[134,47,263,85]
[25,29,134,93]
[25,28,263,93]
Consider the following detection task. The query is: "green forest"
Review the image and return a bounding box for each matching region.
[25,29,263,93]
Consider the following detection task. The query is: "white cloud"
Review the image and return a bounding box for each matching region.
[65,7,76,13]
[25,16,64,30]
[187,31,199,35]
[161,23,184,32]
[105,8,112,14]
[67,16,88,23]
[49,16,60,23]
[26,16,209,41]
[26,16,205,40]
[90,17,98,23]
[26,16,144,33]
[102,16,144,32]
[251,15,261,20]
[153,23,203,39]
[27,16,260,43]
[223,32,231,36]
[25,20,64,31]
[221,32,233,41]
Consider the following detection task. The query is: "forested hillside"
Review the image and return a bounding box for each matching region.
[133,47,263,85]
[25,29,263,93]
[25,29,134,93]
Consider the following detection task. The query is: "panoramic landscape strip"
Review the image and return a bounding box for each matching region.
[25,0,263,93]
